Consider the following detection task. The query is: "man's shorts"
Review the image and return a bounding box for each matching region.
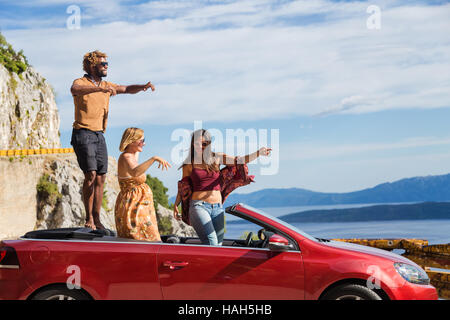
[71,128,108,175]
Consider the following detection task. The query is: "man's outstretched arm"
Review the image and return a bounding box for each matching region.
[116,81,155,94]
[71,83,112,96]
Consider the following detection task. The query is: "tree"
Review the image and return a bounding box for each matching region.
[0,32,28,75]
[145,174,171,209]
[145,174,174,235]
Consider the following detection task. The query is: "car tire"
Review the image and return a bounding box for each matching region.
[321,284,382,300]
[31,286,91,300]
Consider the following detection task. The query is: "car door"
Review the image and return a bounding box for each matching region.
[15,238,163,300]
[157,243,304,300]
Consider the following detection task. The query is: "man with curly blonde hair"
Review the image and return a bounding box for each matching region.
[70,50,155,230]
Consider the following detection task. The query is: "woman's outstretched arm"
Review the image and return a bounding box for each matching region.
[123,153,171,177]
[217,147,272,166]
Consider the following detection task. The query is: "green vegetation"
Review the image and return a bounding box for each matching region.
[102,188,111,213]
[157,215,173,235]
[145,174,172,209]
[0,32,28,75]
[36,174,62,206]
[10,75,18,91]
[146,174,174,235]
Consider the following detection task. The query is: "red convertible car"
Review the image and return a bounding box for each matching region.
[0,203,438,300]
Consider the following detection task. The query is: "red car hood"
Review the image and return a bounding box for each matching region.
[323,240,416,265]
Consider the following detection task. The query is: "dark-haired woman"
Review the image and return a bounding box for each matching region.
[173,129,271,246]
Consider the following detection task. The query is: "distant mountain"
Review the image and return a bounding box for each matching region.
[278,201,450,223]
[223,173,450,207]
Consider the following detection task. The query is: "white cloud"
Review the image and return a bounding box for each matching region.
[315,95,378,116]
[282,136,450,161]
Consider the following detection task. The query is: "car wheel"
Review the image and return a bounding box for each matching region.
[321,284,382,300]
[31,286,91,300]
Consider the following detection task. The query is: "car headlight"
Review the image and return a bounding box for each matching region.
[394,262,430,285]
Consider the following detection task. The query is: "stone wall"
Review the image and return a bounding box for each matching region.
[0,154,119,239]
[0,154,196,240]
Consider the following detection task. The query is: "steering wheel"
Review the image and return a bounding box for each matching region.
[245,232,254,247]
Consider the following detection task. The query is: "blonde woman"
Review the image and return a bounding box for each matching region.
[114,127,171,241]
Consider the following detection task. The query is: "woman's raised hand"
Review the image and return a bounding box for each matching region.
[152,156,171,171]
[258,147,272,157]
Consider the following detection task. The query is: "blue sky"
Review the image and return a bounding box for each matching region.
[1,0,450,197]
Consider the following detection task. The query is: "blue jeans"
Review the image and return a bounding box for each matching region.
[189,200,225,246]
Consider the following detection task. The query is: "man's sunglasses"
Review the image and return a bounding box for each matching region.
[99,62,109,67]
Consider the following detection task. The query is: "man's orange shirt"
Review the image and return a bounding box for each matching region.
[72,76,119,132]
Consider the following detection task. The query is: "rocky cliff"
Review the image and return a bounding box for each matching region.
[0,63,60,150]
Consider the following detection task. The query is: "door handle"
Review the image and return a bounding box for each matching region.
[163,261,189,270]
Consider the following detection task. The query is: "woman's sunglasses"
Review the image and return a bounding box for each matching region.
[194,141,210,147]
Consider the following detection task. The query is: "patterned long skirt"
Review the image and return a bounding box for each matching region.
[114,174,161,241]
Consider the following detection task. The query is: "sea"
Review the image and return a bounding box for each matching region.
[224,203,450,245]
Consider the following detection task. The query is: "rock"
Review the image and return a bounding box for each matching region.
[0,152,197,240]
[156,203,197,237]
[0,154,120,239]
[35,155,119,232]
[0,64,60,150]
[0,155,47,239]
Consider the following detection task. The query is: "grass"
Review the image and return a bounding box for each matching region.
[36,173,62,206]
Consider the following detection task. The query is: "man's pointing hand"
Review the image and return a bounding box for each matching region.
[143,81,155,92]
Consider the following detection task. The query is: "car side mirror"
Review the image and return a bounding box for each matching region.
[268,234,293,251]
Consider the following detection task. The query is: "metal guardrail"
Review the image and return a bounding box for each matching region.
[333,238,450,299]
[0,148,74,156]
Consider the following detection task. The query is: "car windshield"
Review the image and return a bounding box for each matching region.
[232,204,318,242]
